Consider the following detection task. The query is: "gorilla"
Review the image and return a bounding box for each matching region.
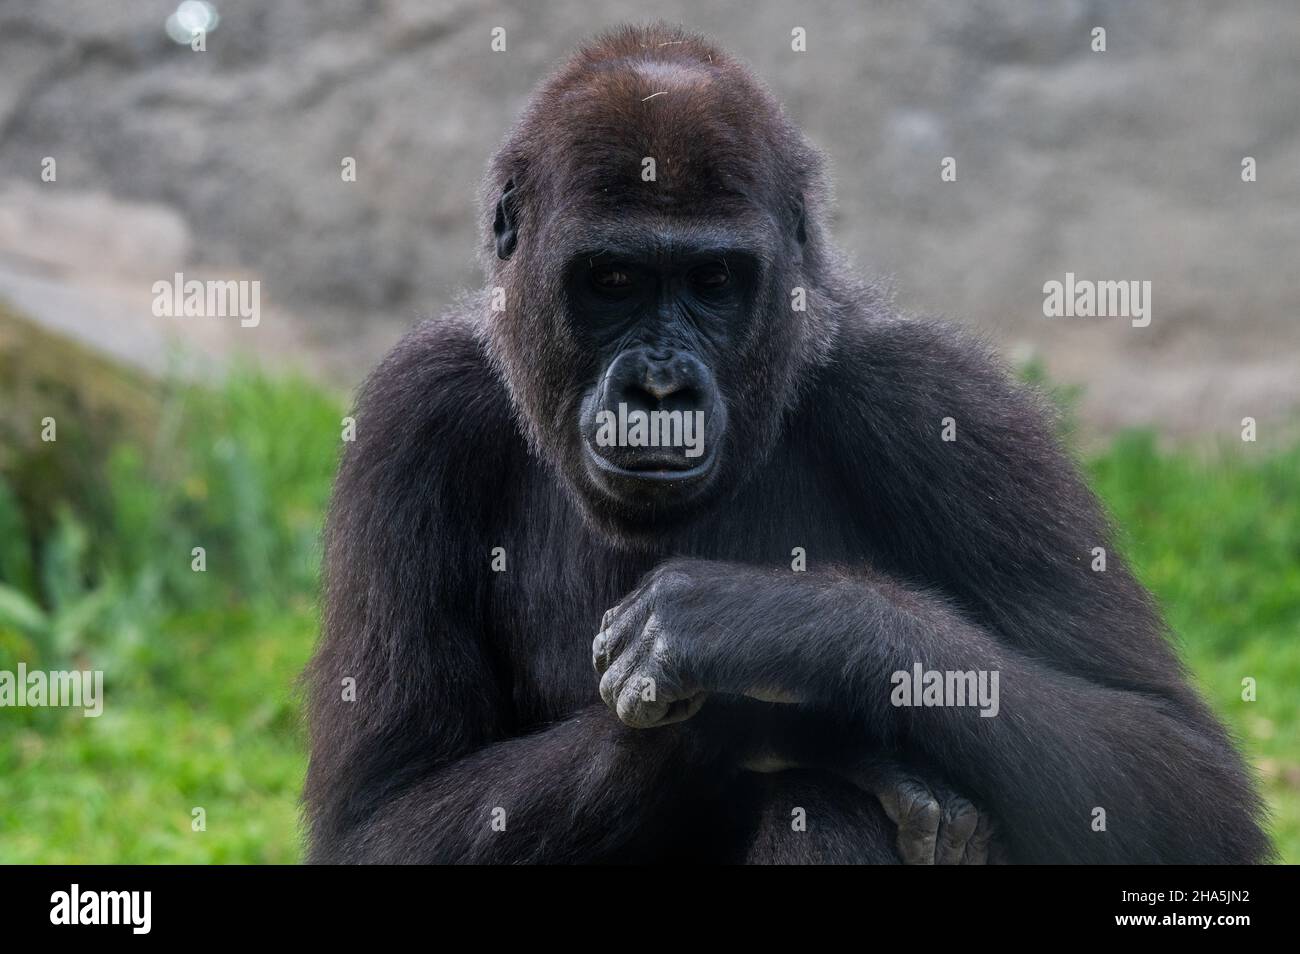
[304,25,1269,864]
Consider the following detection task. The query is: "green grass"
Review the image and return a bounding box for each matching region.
[0,370,338,863]
[1089,432,1300,861]
[0,370,1295,863]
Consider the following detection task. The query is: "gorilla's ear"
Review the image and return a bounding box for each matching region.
[792,194,807,245]
[494,178,519,260]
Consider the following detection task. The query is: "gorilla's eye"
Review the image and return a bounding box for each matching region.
[690,264,730,291]
[590,265,635,293]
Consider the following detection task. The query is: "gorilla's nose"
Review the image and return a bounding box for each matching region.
[613,348,709,413]
[642,355,688,402]
[586,346,724,476]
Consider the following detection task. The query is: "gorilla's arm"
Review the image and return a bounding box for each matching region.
[303,321,728,863]
[593,319,1270,864]
[595,560,1265,863]
[317,704,721,863]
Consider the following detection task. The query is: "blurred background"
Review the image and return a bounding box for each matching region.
[0,0,1296,863]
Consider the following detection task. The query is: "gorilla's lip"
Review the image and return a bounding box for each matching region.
[581,440,717,485]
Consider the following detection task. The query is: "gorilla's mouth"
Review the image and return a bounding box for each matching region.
[582,439,718,486]
[575,347,728,506]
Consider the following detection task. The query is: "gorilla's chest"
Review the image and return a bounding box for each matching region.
[487,470,869,728]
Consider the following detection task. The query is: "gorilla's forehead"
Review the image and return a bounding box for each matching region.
[540,59,780,209]
[545,203,783,269]
[619,58,715,90]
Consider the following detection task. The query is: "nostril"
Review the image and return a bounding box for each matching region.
[643,379,679,401]
[619,380,699,409]
[615,383,659,412]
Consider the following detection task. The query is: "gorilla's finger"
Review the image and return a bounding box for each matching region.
[615,675,668,728]
[600,603,623,632]
[934,793,979,865]
[592,618,635,679]
[592,630,609,675]
[877,777,941,865]
[961,812,996,865]
[597,654,628,710]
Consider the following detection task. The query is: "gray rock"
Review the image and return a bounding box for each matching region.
[0,0,1296,435]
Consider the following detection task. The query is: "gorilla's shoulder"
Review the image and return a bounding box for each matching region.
[842,316,1006,385]
[362,312,494,393]
[827,315,1038,415]
[808,313,1061,459]
[351,313,519,458]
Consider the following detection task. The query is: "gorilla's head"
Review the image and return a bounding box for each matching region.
[481,25,841,544]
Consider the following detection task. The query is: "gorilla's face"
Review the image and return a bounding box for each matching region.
[568,232,756,509]
[482,52,828,545]
[494,203,801,542]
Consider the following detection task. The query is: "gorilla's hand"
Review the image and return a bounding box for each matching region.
[592,566,712,728]
[861,763,1001,864]
[593,559,814,727]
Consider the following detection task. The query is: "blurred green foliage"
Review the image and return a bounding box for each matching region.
[1091,431,1300,860]
[0,369,339,862]
[0,368,1295,863]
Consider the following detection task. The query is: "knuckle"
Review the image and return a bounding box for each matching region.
[645,566,691,601]
[616,681,661,727]
[945,796,976,822]
[899,787,940,830]
[599,661,628,708]
[598,671,615,707]
[643,615,671,655]
[945,810,978,842]
[914,800,941,830]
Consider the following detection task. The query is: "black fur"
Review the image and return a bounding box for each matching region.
[303,25,1269,864]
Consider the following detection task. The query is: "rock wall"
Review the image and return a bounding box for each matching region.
[1,0,1297,435]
